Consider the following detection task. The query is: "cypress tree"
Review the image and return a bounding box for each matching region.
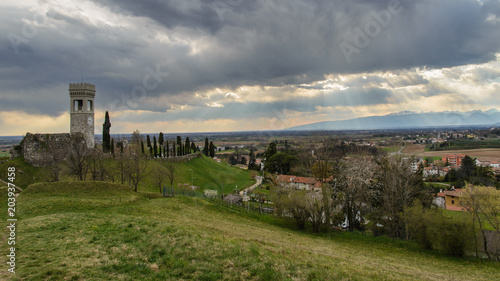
[191,142,196,153]
[141,140,145,154]
[185,137,191,154]
[102,111,111,152]
[159,132,164,146]
[204,138,209,156]
[146,135,151,149]
[110,138,115,155]
[209,141,215,158]
[166,142,170,158]
[173,141,176,157]
[153,136,158,158]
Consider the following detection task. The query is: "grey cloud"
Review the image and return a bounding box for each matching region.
[0,0,498,116]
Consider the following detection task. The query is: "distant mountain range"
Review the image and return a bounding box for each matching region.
[287,109,500,131]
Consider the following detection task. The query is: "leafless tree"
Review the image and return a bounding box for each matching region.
[65,133,90,181]
[42,136,68,181]
[126,130,149,192]
[331,157,375,232]
[164,158,178,196]
[152,160,167,193]
[371,156,429,239]
[311,137,344,231]
[88,147,107,181]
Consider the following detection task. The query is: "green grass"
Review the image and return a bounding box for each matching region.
[0,155,255,195]
[0,157,51,189]
[0,151,9,157]
[443,209,498,232]
[1,181,498,280]
[381,145,403,153]
[143,155,255,194]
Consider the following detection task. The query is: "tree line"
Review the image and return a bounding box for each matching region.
[267,138,499,259]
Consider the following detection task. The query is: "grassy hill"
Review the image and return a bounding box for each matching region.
[1,182,498,280]
[0,155,255,194]
[143,155,255,194]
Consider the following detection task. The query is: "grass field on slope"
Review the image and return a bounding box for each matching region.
[0,155,255,194]
[0,181,498,280]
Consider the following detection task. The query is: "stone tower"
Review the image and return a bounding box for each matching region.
[69,83,95,148]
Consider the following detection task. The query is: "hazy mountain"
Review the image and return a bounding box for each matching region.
[287,109,500,131]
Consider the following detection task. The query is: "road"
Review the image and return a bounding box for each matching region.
[389,146,405,156]
[239,176,263,196]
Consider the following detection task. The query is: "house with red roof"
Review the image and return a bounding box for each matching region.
[276,175,322,192]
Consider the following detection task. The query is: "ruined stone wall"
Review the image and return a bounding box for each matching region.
[21,133,71,167]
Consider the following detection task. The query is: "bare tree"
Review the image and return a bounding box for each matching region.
[65,133,90,181]
[164,158,178,196]
[42,136,68,181]
[331,157,375,232]
[88,147,107,181]
[126,130,149,192]
[115,149,128,185]
[152,160,167,193]
[371,156,429,239]
[311,137,344,231]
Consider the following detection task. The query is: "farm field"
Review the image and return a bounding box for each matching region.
[402,145,500,161]
[0,182,498,280]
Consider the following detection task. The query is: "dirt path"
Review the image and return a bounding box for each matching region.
[239,176,263,196]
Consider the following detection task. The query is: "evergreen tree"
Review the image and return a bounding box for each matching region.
[146,135,152,155]
[172,141,176,157]
[102,111,111,152]
[153,136,158,158]
[191,142,196,153]
[141,140,145,154]
[110,138,115,155]
[159,132,164,147]
[264,142,277,159]
[209,141,215,158]
[204,137,209,156]
[460,155,476,179]
[248,146,258,170]
[159,146,162,157]
[166,142,170,158]
[185,137,191,154]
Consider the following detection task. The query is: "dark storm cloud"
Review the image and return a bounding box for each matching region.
[92,0,259,33]
[0,0,499,116]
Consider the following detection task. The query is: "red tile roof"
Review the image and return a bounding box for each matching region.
[444,189,464,197]
[276,175,323,188]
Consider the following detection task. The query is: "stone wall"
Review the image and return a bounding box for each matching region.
[21,133,71,167]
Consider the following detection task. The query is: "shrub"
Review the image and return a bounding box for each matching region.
[405,200,476,257]
[431,214,476,258]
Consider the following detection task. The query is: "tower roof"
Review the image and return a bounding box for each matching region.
[69,83,96,91]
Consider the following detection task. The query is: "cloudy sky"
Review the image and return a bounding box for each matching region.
[1,0,499,135]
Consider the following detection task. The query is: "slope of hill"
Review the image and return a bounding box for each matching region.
[144,155,255,194]
[0,155,255,194]
[288,109,500,131]
[2,182,498,280]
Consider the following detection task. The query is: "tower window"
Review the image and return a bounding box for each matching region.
[87,100,93,111]
[74,100,83,111]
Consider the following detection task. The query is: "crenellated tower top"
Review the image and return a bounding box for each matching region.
[69,83,96,95]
